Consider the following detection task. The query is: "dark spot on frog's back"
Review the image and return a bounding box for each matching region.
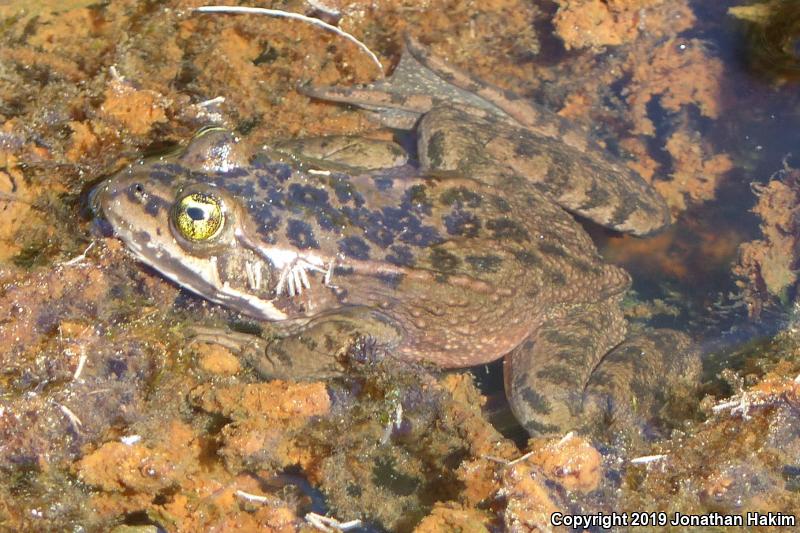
[486,217,529,242]
[537,242,567,259]
[334,265,354,276]
[514,250,540,266]
[520,387,551,415]
[149,163,185,182]
[543,329,583,348]
[316,207,344,232]
[133,230,151,244]
[385,245,414,267]
[439,186,482,208]
[219,176,256,196]
[577,180,612,211]
[252,154,292,181]
[547,270,567,286]
[571,257,599,274]
[288,183,330,208]
[444,209,481,237]
[426,130,447,169]
[248,200,281,242]
[331,175,365,206]
[338,236,370,260]
[377,271,404,288]
[373,176,393,190]
[271,164,292,181]
[513,138,540,158]
[400,224,442,247]
[490,196,512,213]
[465,254,502,273]
[403,184,433,215]
[429,248,461,272]
[144,197,163,216]
[363,219,394,248]
[535,365,581,386]
[608,188,642,226]
[389,92,407,105]
[286,219,319,249]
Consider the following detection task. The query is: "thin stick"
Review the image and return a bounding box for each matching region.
[194,6,384,76]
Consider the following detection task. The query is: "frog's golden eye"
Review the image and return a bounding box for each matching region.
[172,192,224,242]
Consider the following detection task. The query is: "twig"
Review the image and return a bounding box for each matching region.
[630,454,667,465]
[62,241,96,266]
[59,404,83,432]
[198,96,225,107]
[72,347,87,380]
[194,6,384,75]
[305,512,362,532]
[235,490,270,504]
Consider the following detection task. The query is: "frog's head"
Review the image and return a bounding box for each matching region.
[93,130,293,321]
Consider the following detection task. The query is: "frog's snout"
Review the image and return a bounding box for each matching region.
[90,176,152,221]
[88,181,108,217]
[89,181,118,238]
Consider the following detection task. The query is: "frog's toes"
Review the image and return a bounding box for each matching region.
[275,262,312,296]
[244,260,266,291]
[188,326,267,361]
[582,329,701,436]
[346,335,386,365]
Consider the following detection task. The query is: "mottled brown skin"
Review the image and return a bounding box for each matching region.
[96,41,698,436]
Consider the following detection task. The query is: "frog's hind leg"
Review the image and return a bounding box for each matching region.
[304,36,587,142]
[306,39,672,236]
[302,38,510,129]
[582,329,701,438]
[416,106,672,236]
[504,298,627,436]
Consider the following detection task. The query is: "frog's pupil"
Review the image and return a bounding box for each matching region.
[187,206,207,221]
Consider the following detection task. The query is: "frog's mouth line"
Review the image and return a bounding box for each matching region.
[118,227,289,322]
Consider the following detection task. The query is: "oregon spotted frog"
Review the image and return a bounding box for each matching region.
[95,39,699,436]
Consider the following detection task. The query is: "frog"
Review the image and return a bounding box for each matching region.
[94,37,699,437]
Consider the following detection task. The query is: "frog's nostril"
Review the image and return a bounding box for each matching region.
[129,183,147,203]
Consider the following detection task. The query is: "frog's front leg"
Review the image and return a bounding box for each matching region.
[504,297,628,436]
[193,308,404,381]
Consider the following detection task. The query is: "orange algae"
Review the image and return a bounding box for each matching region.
[627,39,725,136]
[735,166,800,317]
[525,434,602,493]
[100,82,169,137]
[413,503,494,532]
[191,381,331,420]
[656,127,735,212]
[502,461,566,532]
[554,0,695,50]
[195,342,242,375]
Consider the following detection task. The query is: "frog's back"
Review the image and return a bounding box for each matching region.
[214,158,630,366]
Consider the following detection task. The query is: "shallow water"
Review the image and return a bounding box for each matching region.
[1,0,800,531]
